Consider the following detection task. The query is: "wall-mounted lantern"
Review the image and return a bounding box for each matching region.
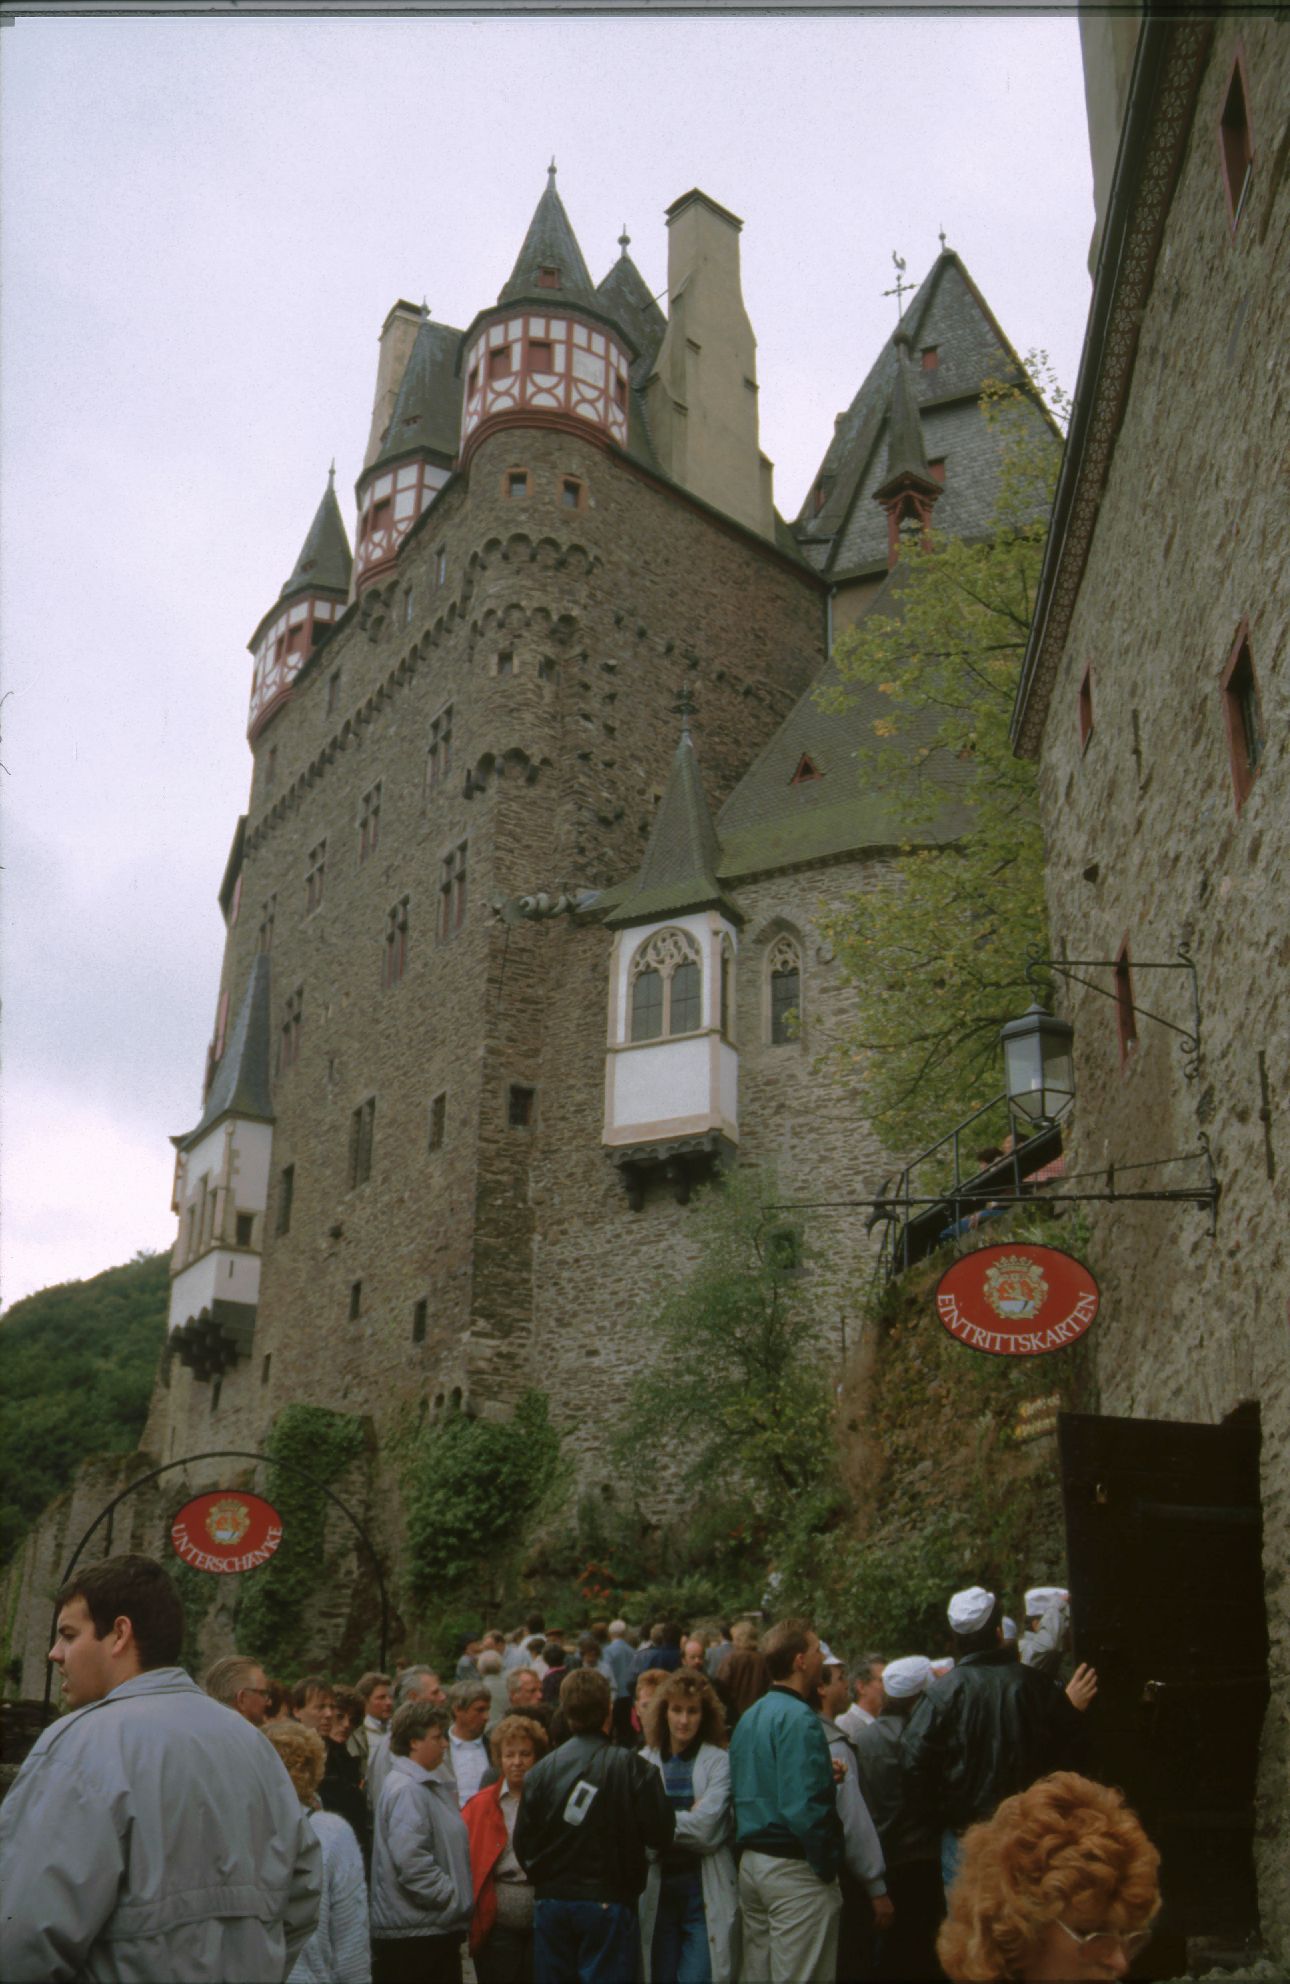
[1000,1002,1075,1125]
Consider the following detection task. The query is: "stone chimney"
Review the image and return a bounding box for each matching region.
[362,300,426,471]
[644,190,775,540]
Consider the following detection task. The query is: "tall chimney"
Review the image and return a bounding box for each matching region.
[362,300,425,471]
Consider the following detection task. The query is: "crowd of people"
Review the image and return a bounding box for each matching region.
[0,1555,1163,1983]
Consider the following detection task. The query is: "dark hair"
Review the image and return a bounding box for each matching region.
[525,1612,545,1634]
[952,1598,1005,1657]
[356,1670,391,1702]
[390,1699,450,1754]
[721,1650,771,1722]
[545,1641,568,1668]
[57,1555,184,1670]
[577,1635,601,1662]
[332,1685,364,1726]
[762,1618,815,1680]
[643,1668,728,1756]
[291,1673,333,1710]
[560,1666,612,1733]
[660,1620,683,1648]
[879,1689,922,1722]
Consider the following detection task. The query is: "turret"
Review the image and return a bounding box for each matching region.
[247,470,352,739]
[168,955,275,1380]
[602,707,742,1208]
[459,166,636,466]
[872,328,942,565]
[353,306,463,591]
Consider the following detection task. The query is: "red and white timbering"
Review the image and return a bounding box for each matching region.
[461,314,631,461]
[353,458,451,589]
[248,596,343,740]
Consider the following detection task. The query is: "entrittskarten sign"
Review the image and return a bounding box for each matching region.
[935,1245,1099,1357]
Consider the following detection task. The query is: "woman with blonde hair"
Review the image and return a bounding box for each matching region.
[938,1772,1160,1982]
[638,1668,739,1984]
[263,1719,371,1984]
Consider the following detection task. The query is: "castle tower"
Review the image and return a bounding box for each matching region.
[247,471,352,739]
[603,713,742,1208]
[872,327,943,564]
[167,953,275,1380]
[353,307,463,592]
[459,166,636,464]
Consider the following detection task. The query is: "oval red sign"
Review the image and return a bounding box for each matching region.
[171,1491,284,1574]
[935,1244,1099,1357]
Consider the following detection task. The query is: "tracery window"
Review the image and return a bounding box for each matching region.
[630,928,703,1042]
[768,934,802,1045]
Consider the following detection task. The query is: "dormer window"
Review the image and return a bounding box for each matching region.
[529,337,554,371]
[537,265,561,290]
[488,346,514,383]
[629,928,703,1042]
[921,346,940,371]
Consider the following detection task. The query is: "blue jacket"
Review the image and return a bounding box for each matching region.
[728,1685,843,1882]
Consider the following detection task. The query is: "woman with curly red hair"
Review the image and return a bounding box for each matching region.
[938,1772,1160,1981]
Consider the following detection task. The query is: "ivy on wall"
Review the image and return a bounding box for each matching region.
[234,1404,367,1677]
[401,1391,566,1601]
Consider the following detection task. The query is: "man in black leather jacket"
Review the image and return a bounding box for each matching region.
[899,1585,1097,1891]
[515,1666,674,1982]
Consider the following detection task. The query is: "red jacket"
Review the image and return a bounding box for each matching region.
[463,1779,508,1955]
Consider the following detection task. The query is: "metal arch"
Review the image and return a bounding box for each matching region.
[40,1447,389,1723]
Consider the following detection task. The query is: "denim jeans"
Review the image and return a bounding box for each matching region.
[941,1827,963,1891]
[533,1897,640,1984]
[651,1872,711,1984]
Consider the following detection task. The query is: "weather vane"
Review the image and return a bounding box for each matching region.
[882,251,918,322]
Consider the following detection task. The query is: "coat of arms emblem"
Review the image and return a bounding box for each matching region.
[983,1255,1048,1321]
[205,1496,252,1546]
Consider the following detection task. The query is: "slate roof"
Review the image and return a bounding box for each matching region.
[714,568,973,881]
[596,241,667,388]
[280,472,352,600]
[372,312,465,472]
[606,725,743,928]
[174,953,274,1151]
[499,166,597,308]
[876,331,938,493]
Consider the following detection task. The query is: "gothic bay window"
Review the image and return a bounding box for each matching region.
[383,896,409,988]
[305,839,327,914]
[349,1096,376,1188]
[427,705,453,791]
[359,783,382,863]
[629,928,704,1042]
[278,987,303,1073]
[768,935,802,1045]
[438,842,467,940]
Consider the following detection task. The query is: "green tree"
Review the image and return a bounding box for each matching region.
[402,1390,567,1601]
[614,1169,838,1542]
[820,371,1066,1150]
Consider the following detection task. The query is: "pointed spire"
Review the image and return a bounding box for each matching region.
[880,330,936,490]
[498,168,595,306]
[372,311,462,470]
[596,242,665,377]
[175,954,274,1150]
[280,473,352,599]
[618,223,631,258]
[606,714,741,928]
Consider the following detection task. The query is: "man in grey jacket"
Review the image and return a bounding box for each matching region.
[0,1553,321,1983]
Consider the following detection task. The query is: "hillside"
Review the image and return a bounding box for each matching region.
[0,1252,169,1563]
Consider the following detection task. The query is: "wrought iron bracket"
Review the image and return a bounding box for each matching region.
[1025,940,1203,1081]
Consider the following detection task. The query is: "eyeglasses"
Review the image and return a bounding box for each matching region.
[240,1686,273,1699]
[1055,1920,1153,1961]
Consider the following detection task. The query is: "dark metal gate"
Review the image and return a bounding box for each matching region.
[1059,1404,1268,1948]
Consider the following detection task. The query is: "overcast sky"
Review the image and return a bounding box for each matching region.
[0,12,1096,1309]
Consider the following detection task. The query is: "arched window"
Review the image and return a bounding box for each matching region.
[720,937,735,1042]
[629,928,703,1042]
[768,934,802,1045]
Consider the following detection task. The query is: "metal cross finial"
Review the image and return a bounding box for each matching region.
[938,225,947,252]
[328,459,336,485]
[420,295,430,318]
[548,156,557,180]
[618,223,631,256]
[882,250,918,322]
[672,681,697,736]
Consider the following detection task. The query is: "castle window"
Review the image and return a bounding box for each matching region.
[929,457,946,484]
[467,363,479,397]
[612,371,628,409]
[235,1212,254,1248]
[278,987,303,1073]
[561,477,584,509]
[1221,620,1263,810]
[508,1083,536,1128]
[507,470,528,498]
[327,670,341,715]
[1078,662,1094,752]
[261,1354,271,1385]
[276,1163,294,1236]
[791,754,822,785]
[359,782,382,863]
[1219,46,1254,231]
[489,346,514,383]
[305,839,327,914]
[382,896,409,988]
[404,585,414,627]
[258,894,276,954]
[629,927,704,1042]
[497,649,514,678]
[768,934,803,1046]
[428,1091,446,1151]
[529,337,553,370]
[210,1377,222,1413]
[436,547,447,586]
[349,1280,363,1321]
[921,345,940,371]
[537,265,561,289]
[720,938,735,1042]
[412,1298,427,1345]
[427,704,453,790]
[1114,940,1137,1066]
[349,1096,376,1188]
[438,841,468,940]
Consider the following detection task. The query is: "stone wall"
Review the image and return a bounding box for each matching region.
[1033,20,1288,1951]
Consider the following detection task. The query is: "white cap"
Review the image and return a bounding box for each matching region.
[929,1656,956,1677]
[818,1641,842,1668]
[1024,1586,1069,1617]
[882,1655,932,1699]
[947,1586,996,1633]
[1002,1616,1018,1643]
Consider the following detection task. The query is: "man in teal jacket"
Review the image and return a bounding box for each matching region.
[729,1618,843,1983]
